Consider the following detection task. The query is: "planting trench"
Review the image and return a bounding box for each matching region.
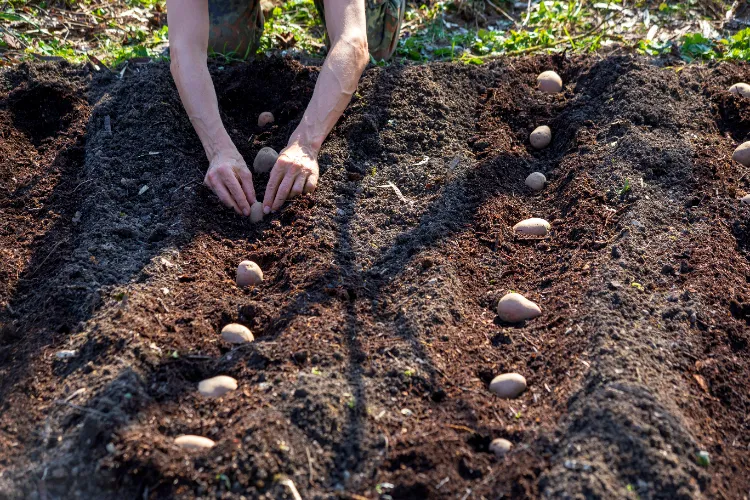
[0,55,748,499]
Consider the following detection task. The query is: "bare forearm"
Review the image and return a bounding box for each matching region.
[288,37,368,153]
[171,49,237,161]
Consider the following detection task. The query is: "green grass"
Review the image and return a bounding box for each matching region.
[2,0,749,66]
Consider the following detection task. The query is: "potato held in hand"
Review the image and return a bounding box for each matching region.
[530,126,551,150]
[236,260,263,287]
[496,292,541,322]
[537,71,563,94]
[250,201,264,223]
[253,147,278,174]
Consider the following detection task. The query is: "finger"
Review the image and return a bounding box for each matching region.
[289,174,306,199]
[222,170,251,216]
[303,170,319,194]
[272,173,296,211]
[213,181,242,214]
[237,167,257,205]
[263,163,284,213]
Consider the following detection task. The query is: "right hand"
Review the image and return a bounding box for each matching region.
[204,150,256,216]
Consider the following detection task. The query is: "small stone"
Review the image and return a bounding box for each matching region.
[732,141,750,167]
[55,350,77,359]
[525,172,547,191]
[258,112,275,127]
[293,350,308,363]
[489,373,527,399]
[221,323,254,344]
[611,246,622,259]
[175,435,215,450]
[537,71,563,94]
[253,147,278,174]
[513,218,550,236]
[236,260,263,287]
[696,450,710,467]
[729,83,750,98]
[106,443,116,454]
[250,201,264,223]
[741,194,750,205]
[529,126,552,149]
[198,375,238,398]
[497,293,542,322]
[489,438,512,457]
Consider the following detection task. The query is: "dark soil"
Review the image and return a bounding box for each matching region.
[0,54,748,500]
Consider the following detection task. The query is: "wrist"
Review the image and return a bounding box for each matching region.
[288,122,323,155]
[202,130,239,163]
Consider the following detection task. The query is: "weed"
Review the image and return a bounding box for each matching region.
[618,178,632,196]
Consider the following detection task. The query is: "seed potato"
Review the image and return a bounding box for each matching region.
[537,71,563,94]
[175,435,215,450]
[489,373,527,399]
[253,147,278,174]
[221,323,254,344]
[250,201,264,223]
[258,111,275,127]
[529,126,552,150]
[729,83,750,98]
[525,172,547,191]
[496,292,542,322]
[513,218,551,236]
[732,142,750,167]
[236,260,263,287]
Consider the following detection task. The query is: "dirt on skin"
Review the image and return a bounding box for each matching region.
[0,54,748,499]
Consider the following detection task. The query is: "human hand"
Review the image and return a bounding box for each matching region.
[263,142,319,214]
[204,150,256,216]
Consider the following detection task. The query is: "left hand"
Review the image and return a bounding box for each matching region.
[263,142,319,214]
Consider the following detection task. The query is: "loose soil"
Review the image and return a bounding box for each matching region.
[0,54,748,499]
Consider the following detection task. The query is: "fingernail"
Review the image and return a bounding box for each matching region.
[243,208,250,216]
[263,206,271,214]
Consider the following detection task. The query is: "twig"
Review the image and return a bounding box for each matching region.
[485,0,514,23]
[375,182,410,204]
[277,477,302,500]
[72,179,94,193]
[448,424,478,434]
[523,0,532,26]
[305,446,314,486]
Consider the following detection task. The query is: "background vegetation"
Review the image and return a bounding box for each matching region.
[1,0,748,67]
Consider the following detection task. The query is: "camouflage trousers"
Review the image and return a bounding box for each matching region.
[208,0,404,60]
